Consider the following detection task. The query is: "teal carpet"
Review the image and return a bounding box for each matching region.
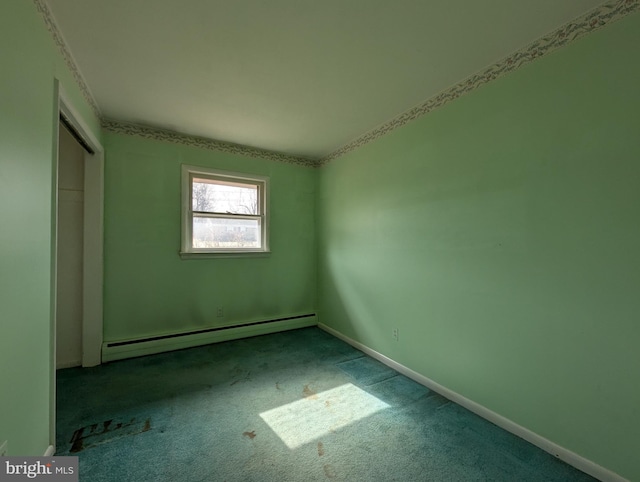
[56,327,595,481]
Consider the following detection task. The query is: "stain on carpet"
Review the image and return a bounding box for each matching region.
[242,430,256,440]
[317,442,325,456]
[303,384,317,399]
[323,464,336,478]
[69,418,151,453]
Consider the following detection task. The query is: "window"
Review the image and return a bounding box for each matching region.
[181,165,269,257]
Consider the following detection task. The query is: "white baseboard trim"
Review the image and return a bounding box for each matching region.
[43,445,55,457]
[102,315,317,362]
[318,322,626,482]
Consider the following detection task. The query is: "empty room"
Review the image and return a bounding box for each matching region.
[1,0,639,480]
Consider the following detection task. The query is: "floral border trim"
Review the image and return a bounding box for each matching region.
[33,0,316,167]
[102,120,320,167]
[321,0,640,164]
[34,0,639,167]
[33,0,102,118]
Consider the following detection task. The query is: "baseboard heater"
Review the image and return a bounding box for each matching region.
[102,313,317,362]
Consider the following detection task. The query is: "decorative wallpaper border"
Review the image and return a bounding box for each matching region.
[35,0,639,167]
[33,0,102,119]
[320,0,640,164]
[34,0,317,167]
[102,120,321,167]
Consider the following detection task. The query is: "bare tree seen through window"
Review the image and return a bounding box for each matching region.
[192,178,260,248]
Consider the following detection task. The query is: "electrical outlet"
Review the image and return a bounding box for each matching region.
[216,307,224,318]
[0,440,8,456]
[392,328,399,341]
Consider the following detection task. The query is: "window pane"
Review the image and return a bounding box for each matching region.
[192,217,261,249]
[192,178,258,215]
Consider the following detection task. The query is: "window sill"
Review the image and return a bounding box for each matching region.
[179,250,271,260]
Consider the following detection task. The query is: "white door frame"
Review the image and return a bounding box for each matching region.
[50,80,104,452]
[58,86,104,368]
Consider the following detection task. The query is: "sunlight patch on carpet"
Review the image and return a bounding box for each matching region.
[259,383,389,449]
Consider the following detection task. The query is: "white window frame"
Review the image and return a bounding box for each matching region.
[180,165,269,258]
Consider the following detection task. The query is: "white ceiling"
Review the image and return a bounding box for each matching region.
[45,0,608,160]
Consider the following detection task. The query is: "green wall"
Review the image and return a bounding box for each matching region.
[317,12,640,481]
[2,2,637,478]
[0,1,100,456]
[103,132,316,342]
